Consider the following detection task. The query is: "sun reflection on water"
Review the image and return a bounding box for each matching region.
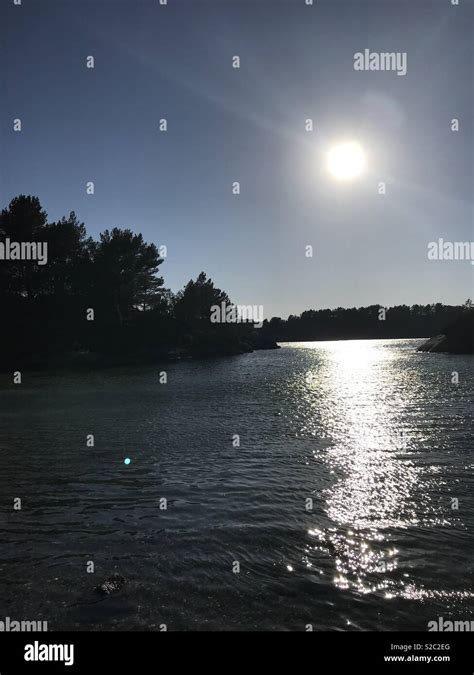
[294,340,473,602]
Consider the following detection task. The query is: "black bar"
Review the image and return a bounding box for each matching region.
[0,631,471,674]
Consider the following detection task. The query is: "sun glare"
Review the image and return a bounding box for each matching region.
[327,142,366,180]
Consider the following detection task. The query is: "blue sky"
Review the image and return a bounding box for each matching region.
[1,0,472,318]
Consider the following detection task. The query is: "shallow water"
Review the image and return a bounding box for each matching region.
[0,339,472,630]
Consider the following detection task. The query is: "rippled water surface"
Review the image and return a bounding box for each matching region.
[0,339,472,630]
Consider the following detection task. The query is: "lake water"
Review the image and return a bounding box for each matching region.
[0,339,472,631]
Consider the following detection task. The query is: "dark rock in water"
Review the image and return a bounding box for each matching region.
[95,574,126,596]
[417,310,474,354]
[417,334,448,352]
[251,333,281,350]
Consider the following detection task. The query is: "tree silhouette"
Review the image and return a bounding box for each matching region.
[0,195,48,298]
[92,228,165,325]
[174,272,230,327]
[0,194,470,368]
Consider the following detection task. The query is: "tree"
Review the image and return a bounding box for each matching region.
[41,212,93,299]
[174,272,230,327]
[0,195,48,298]
[92,228,165,324]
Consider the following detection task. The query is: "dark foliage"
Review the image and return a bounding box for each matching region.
[260,303,470,343]
[0,196,260,369]
[0,195,470,368]
[418,305,474,353]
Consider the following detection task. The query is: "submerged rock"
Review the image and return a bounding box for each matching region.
[94,574,126,596]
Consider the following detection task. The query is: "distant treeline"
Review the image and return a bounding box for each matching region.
[0,195,271,370]
[260,302,472,342]
[0,195,470,370]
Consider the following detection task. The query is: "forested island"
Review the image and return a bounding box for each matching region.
[1,195,472,371]
[260,300,474,353]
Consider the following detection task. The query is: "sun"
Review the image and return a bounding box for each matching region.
[327,142,366,180]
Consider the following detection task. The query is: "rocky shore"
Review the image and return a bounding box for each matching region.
[10,333,280,372]
[417,310,474,354]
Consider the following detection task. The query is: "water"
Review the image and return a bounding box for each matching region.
[0,339,472,631]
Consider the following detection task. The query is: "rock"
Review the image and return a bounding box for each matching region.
[250,333,280,350]
[417,310,474,354]
[417,334,447,352]
[94,574,126,596]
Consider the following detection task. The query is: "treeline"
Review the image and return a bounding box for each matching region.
[260,302,471,342]
[0,195,470,370]
[0,195,269,370]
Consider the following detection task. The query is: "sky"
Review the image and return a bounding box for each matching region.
[1,0,473,319]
